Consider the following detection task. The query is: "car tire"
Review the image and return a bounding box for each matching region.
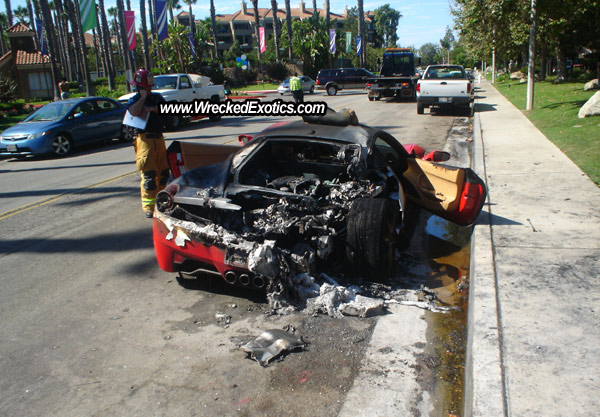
[120,125,135,143]
[417,102,425,114]
[327,85,338,96]
[52,133,72,156]
[375,96,381,101]
[168,115,181,131]
[346,198,399,282]
[309,86,315,94]
[368,95,374,101]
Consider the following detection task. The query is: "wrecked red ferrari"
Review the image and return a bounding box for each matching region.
[153,109,486,291]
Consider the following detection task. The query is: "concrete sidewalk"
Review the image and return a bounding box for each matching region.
[465,79,600,416]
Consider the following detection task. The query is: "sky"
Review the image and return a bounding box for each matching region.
[5,0,457,50]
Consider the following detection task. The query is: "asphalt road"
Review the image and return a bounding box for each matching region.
[0,91,466,416]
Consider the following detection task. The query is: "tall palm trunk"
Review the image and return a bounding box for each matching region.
[312,0,316,15]
[98,0,115,88]
[139,0,150,67]
[270,0,279,62]
[147,0,156,40]
[284,0,292,62]
[251,0,262,76]
[209,0,218,58]
[26,0,37,46]
[5,0,13,26]
[325,0,330,68]
[92,27,101,75]
[357,0,365,67]
[72,0,95,95]
[38,0,60,98]
[116,0,133,91]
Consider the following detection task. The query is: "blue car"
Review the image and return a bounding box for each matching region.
[0,97,129,157]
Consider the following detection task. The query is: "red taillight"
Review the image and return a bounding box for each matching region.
[316,79,321,85]
[416,82,421,93]
[367,83,371,87]
[402,82,408,87]
[467,82,471,94]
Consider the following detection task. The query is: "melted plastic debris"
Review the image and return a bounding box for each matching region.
[241,329,306,366]
[305,278,384,318]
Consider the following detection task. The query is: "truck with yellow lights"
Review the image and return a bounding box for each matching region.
[366,48,420,101]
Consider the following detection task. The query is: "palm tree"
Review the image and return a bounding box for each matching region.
[13,5,29,25]
[26,0,36,41]
[357,0,365,67]
[209,0,218,58]
[284,0,292,61]
[139,0,150,67]
[97,0,115,89]
[0,12,8,54]
[4,0,12,26]
[182,0,196,57]
[167,0,180,23]
[108,6,124,72]
[325,0,330,67]
[69,0,95,95]
[270,0,279,62]
[116,0,133,90]
[311,0,316,16]
[147,0,156,40]
[251,0,261,73]
[38,0,61,98]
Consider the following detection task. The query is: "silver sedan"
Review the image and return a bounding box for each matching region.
[277,76,316,95]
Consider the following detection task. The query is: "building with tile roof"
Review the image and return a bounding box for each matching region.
[176,1,375,53]
[0,23,54,100]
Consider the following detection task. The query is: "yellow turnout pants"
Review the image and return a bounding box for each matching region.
[134,132,169,213]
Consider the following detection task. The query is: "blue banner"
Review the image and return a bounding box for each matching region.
[156,0,168,41]
[329,29,336,54]
[188,32,196,57]
[35,18,47,55]
[356,35,362,56]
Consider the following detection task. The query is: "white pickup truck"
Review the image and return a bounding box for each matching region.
[119,73,226,130]
[416,65,473,115]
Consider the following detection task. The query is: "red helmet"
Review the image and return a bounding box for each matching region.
[132,68,154,89]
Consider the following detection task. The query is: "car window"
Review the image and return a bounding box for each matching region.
[344,69,358,77]
[180,76,191,89]
[25,102,72,121]
[72,102,96,118]
[95,99,118,113]
[153,76,177,89]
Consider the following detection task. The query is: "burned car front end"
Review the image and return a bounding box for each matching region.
[153,117,413,289]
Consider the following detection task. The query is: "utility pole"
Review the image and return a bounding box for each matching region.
[526,0,537,111]
[492,29,496,83]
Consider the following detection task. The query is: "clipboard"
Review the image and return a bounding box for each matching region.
[122,110,150,129]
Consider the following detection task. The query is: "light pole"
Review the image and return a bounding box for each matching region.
[526,0,537,111]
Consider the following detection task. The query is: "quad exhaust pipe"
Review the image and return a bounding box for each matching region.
[223,270,266,289]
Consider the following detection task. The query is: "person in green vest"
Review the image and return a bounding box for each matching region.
[289,73,304,104]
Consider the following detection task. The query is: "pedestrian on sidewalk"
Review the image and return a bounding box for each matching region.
[127,68,169,219]
[290,73,304,104]
[58,78,70,100]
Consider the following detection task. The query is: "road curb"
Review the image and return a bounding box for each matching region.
[463,102,506,417]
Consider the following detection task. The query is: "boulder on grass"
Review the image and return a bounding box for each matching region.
[578,91,600,118]
[584,79,599,91]
[510,71,526,80]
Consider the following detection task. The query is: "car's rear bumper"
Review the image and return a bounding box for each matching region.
[417,96,472,106]
[153,212,266,288]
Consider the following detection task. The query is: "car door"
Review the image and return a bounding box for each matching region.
[178,75,196,102]
[300,76,313,92]
[66,100,103,145]
[94,99,124,139]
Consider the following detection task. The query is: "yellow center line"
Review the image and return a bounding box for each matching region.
[0,170,138,221]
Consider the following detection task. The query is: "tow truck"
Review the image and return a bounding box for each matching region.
[367,48,420,101]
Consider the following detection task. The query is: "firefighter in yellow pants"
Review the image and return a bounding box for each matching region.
[127,69,170,218]
[134,132,170,215]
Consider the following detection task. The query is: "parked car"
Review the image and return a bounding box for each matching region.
[277,76,316,95]
[0,97,128,157]
[315,68,376,95]
[152,109,486,289]
[416,65,474,115]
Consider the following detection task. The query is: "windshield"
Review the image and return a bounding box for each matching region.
[153,76,178,89]
[25,101,73,122]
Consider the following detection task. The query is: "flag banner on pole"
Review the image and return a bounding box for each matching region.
[345,32,351,53]
[188,32,196,57]
[35,18,47,55]
[156,0,168,41]
[79,0,97,33]
[259,27,266,53]
[125,11,136,50]
[329,29,336,53]
[356,35,362,56]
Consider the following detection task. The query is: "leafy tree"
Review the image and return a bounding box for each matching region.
[373,4,401,48]
[13,5,29,25]
[419,42,442,66]
[440,26,455,63]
